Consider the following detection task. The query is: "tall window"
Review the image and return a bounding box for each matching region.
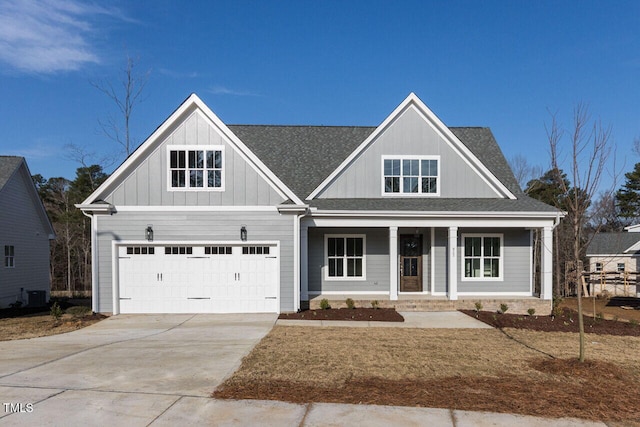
[383,156,439,195]
[168,146,223,190]
[4,245,14,268]
[462,235,502,280]
[326,235,365,280]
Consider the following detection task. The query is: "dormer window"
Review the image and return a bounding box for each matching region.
[167,145,224,190]
[382,156,439,196]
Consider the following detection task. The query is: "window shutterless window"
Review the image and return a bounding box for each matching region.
[168,145,224,190]
[325,235,365,280]
[594,263,603,272]
[462,234,503,280]
[382,156,439,195]
[617,263,625,272]
[4,245,15,268]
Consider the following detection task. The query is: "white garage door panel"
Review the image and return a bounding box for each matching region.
[118,244,279,314]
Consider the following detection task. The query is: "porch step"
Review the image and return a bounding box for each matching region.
[307,297,552,315]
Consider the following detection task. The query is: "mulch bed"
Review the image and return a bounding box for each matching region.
[460,308,640,337]
[214,359,640,422]
[278,308,404,322]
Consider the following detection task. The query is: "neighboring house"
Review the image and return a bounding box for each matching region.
[0,156,55,307]
[78,93,561,315]
[586,227,640,296]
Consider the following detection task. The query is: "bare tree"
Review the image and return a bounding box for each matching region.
[91,55,150,157]
[548,103,616,362]
[509,154,542,190]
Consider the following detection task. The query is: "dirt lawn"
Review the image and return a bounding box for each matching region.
[561,296,640,322]
[214,326,640,422]
[0,312,106,341]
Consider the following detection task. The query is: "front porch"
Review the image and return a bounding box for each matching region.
[307,294,552,315]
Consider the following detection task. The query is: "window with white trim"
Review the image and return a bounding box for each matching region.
[168,146,223,190]
[594,262,603,272]
[617,263,625,272]
[4,245,14,268]
[383,156,439,195]
[325,235,365,280]
[462,234,503,280]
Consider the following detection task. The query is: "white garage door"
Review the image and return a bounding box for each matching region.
[117,243,278,313]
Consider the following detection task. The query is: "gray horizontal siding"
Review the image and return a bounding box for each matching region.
[319,107,497,199]
[95,210,294,313]
[308,227,389,293]
[105,111,285,207]
[457,228,531,293]
[0,167,51,306]
[432,228,532,294]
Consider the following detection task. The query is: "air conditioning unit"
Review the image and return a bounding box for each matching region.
[27,291,47,307]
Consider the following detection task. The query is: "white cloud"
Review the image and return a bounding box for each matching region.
[208,85,260,97]
[0,0,125,73]
[158,68,200,79]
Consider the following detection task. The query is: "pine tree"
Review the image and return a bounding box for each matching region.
[616,162,640,218]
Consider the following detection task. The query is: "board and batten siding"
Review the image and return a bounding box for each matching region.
[104,110,285,207]
[308,227,390,294]
[95,211,295,313]
[317,107,497,199]
[0,166,51,306]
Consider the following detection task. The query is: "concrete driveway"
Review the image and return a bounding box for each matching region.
[0,313,283,426]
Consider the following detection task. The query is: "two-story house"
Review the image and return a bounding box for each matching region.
[78,93,561,315]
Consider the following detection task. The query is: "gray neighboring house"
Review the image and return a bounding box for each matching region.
[78,93,562,315]
[0,156,55,307]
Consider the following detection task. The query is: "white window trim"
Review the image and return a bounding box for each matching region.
[166,145,225,191]
[381,155,441,197]
[460,233,504,281]
[594,262,603,272]
[4,245,14,268]
[324,234,366,281]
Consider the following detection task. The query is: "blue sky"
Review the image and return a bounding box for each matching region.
[1,0,638,190]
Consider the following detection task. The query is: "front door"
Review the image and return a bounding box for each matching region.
[400,235,422,292]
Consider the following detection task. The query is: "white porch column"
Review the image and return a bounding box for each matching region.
[541,226,553,300]
[300,224,309,301]
[448,227,458,300]
[389,226,398,301]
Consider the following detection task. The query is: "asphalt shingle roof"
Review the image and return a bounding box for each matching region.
[0,156,23,192]
[587,233,640,255]
[229,125,556,213]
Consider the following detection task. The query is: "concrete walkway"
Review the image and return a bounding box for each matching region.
[0,313,609,426]
[276,311,494,328]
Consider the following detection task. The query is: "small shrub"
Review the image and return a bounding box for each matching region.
[597,290,611,301]
[66,305,91,318]
[552,296,564,317]
[491,314,498,322]
[527,308,536,316]
[9,301,22,309]
[345,298,355,309]
[499,303,509,314]
[613,315,619,322]
[630,319,638,328]
[50,302,63,321]
[595,312,604,322]
[370,300,380,309]
[319,298,331,310]
[474,301,483,312]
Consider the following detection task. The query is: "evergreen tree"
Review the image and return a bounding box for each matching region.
[616,162,640,219]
